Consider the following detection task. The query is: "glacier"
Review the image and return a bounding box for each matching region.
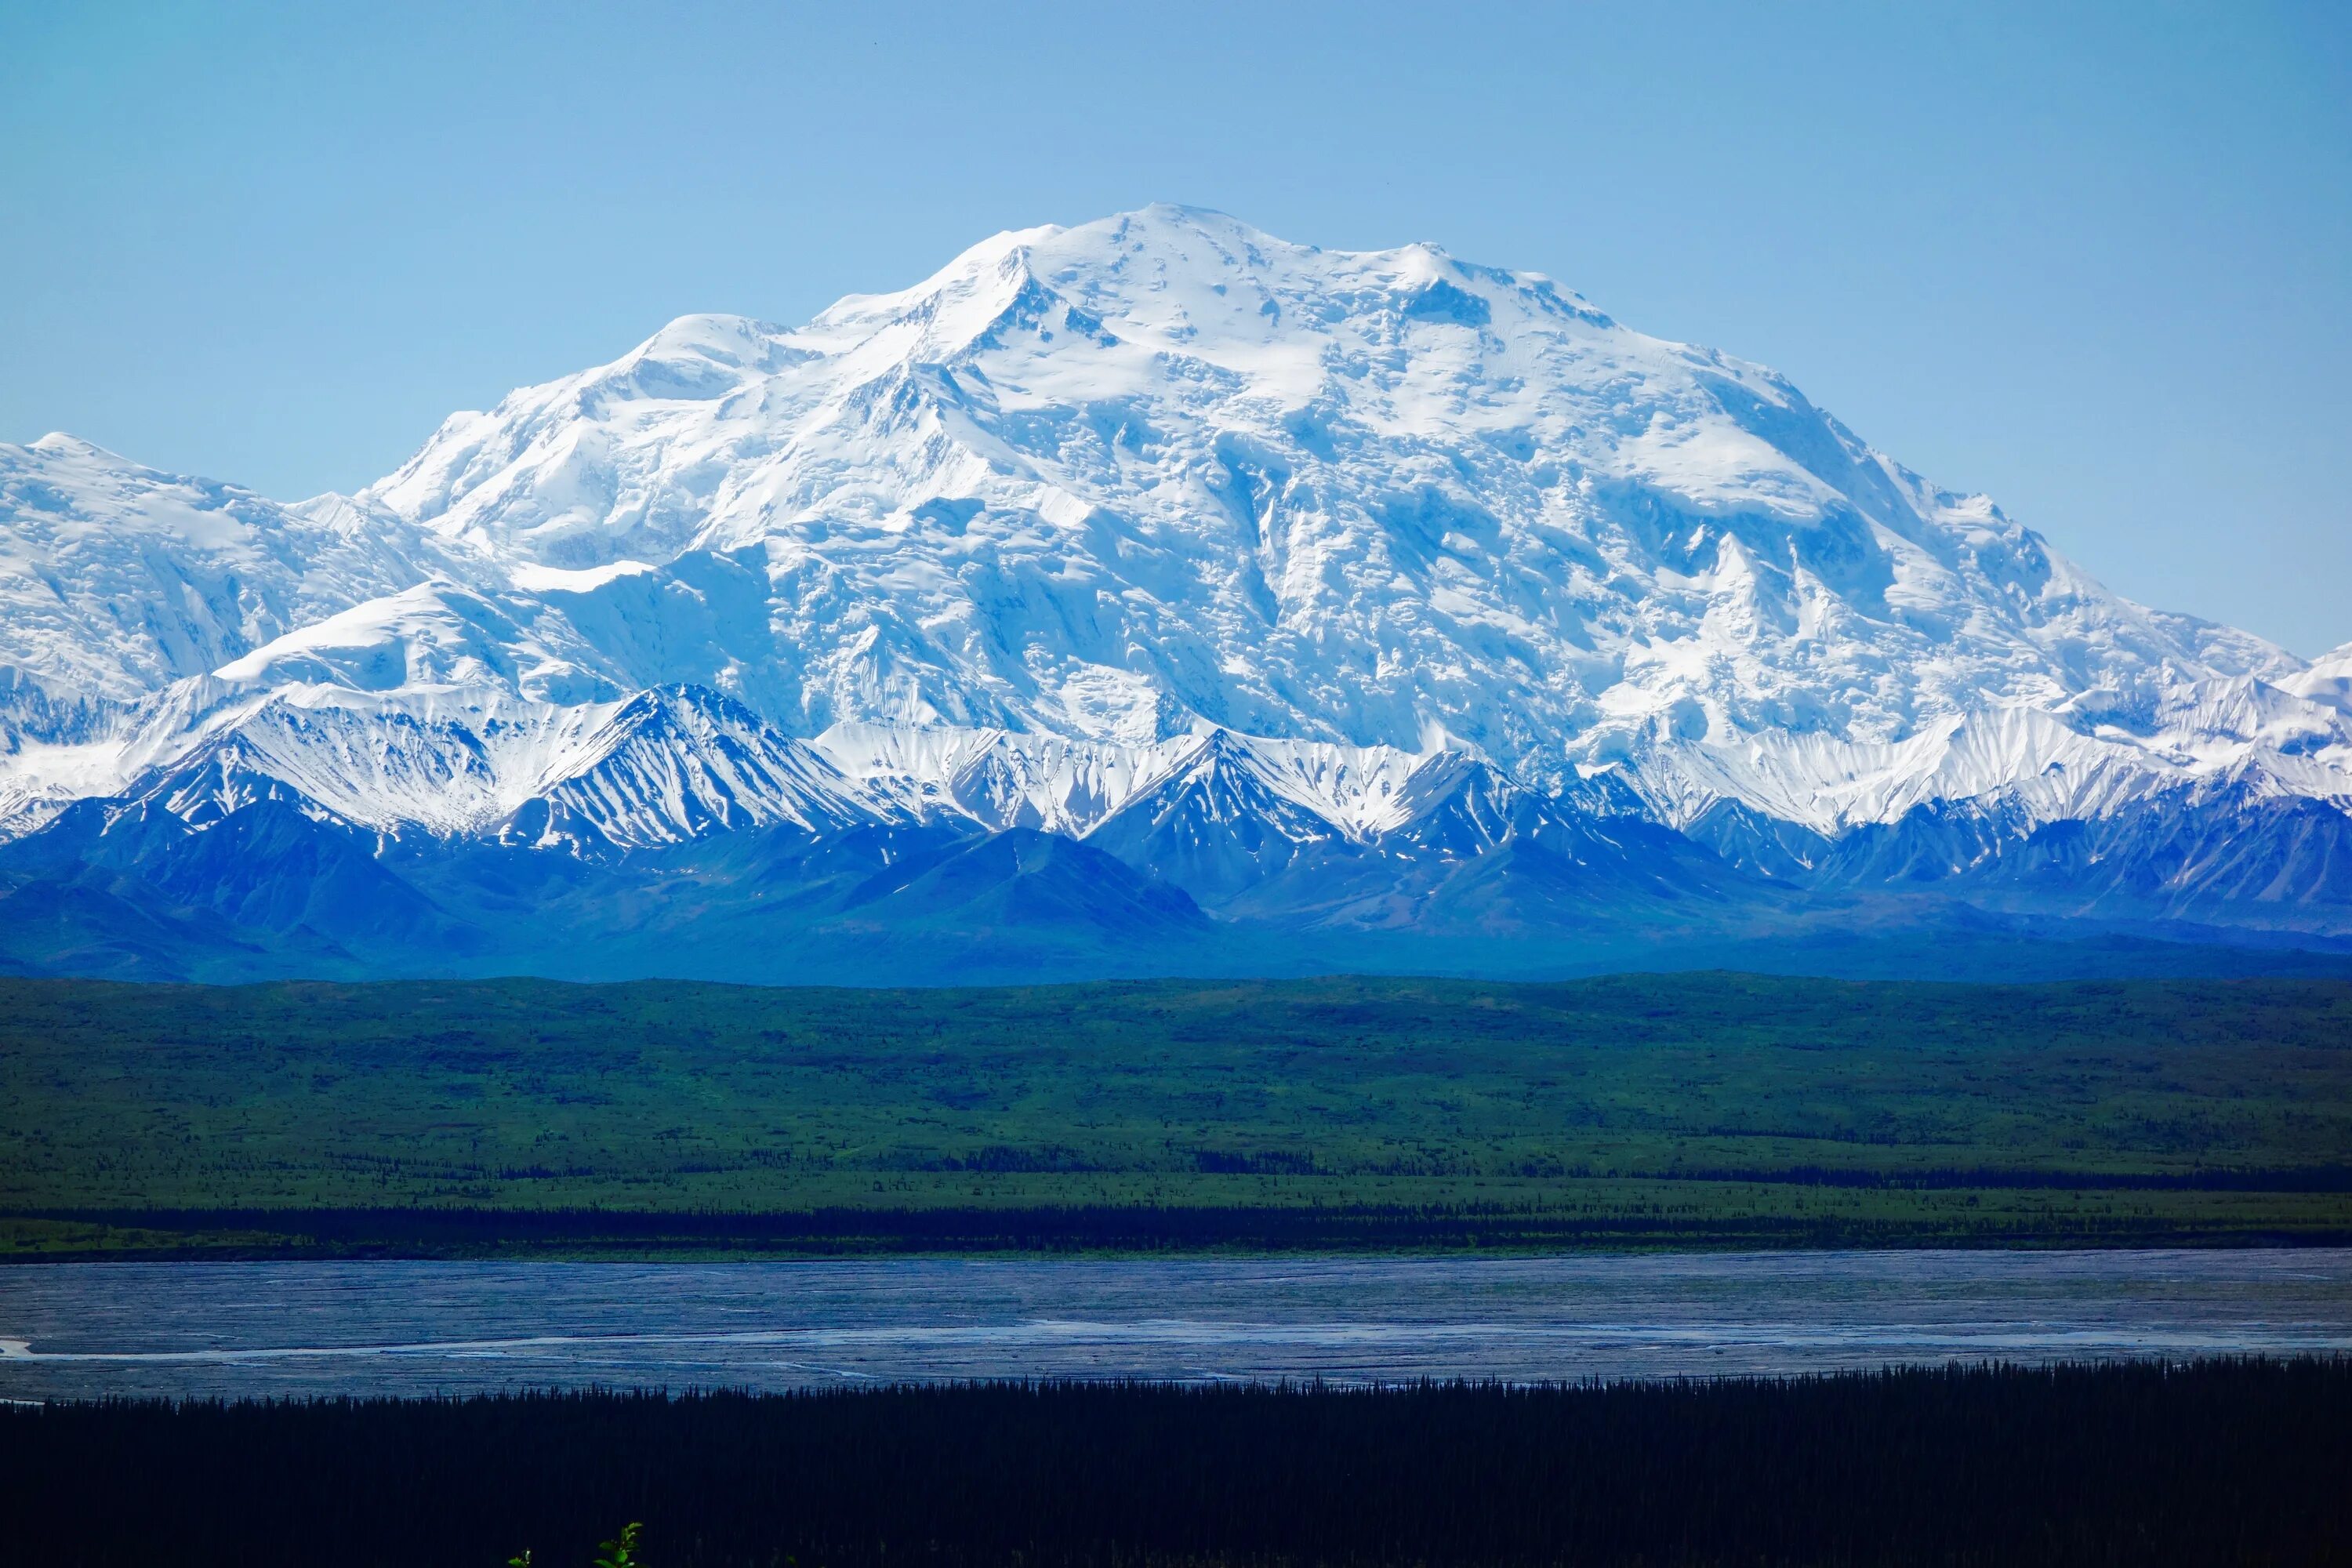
[2,205,2347,982]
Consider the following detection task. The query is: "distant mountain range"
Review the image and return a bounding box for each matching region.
[4,205,2347,982]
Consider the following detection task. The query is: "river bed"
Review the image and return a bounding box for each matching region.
[4,1249,2347,1400]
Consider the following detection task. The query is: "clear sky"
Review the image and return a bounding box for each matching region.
[4,1,2347,655]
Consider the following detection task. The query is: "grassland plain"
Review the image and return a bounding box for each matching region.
[2,972,2349,1256]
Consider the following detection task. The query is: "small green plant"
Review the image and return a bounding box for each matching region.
[595,1523,644,1568]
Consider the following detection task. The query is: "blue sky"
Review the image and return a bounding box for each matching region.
[4,1,2347,654]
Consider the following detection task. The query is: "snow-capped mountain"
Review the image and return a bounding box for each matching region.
[2,205,2347,981]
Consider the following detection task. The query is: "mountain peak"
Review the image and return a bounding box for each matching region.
[312,209,2330,780]
[27,431,116,459]
[806,221,1068,343]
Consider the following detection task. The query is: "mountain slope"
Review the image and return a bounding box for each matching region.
[501,684,896,851]
[0,434,464,706]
